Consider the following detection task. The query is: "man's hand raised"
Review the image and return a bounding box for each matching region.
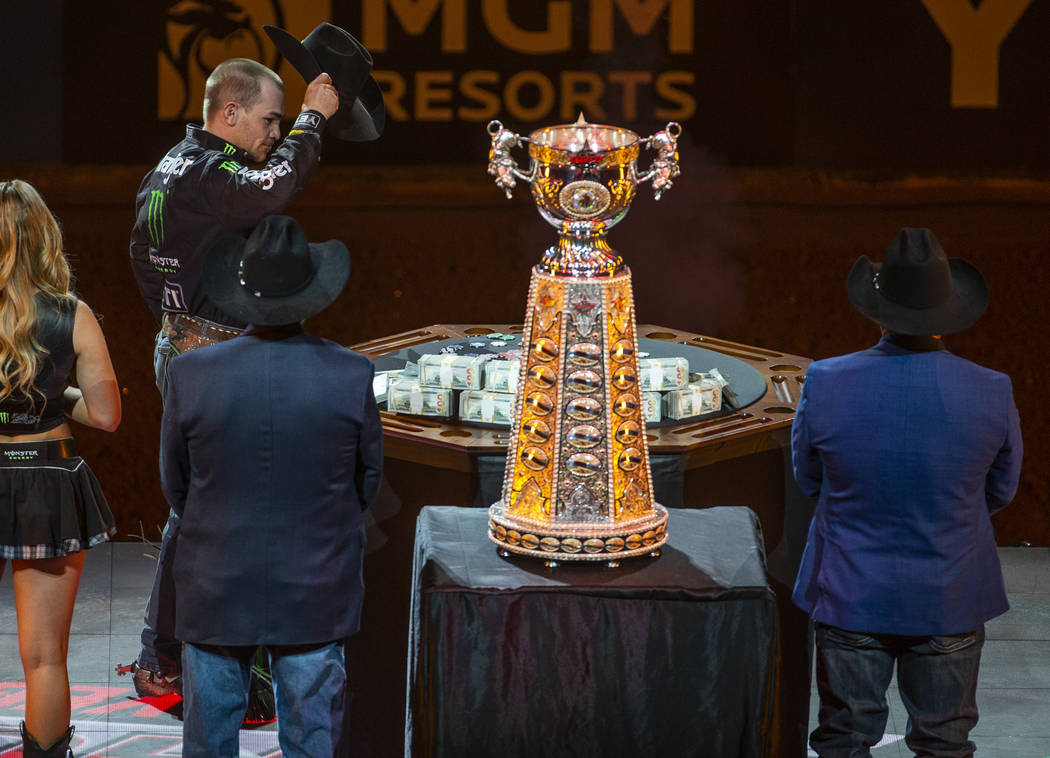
[302,73,340,120]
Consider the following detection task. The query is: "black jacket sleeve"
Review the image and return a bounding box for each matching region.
[200,110,328,229]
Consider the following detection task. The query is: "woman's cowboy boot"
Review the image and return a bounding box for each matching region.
[20,722,75,757]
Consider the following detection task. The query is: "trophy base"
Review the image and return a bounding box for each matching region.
[488,503,668,561]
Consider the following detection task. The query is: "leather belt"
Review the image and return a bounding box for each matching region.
[161,313,242,354]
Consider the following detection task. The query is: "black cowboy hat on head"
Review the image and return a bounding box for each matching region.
[846,227,988,336]
[204,215,350,326]
[264,22,385,142]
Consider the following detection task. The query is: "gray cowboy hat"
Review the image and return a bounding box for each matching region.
[204,215,350,326]
[264,22,385,141]
[846,227,988,336]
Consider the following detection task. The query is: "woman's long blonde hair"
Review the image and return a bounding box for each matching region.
[0,180,74,403]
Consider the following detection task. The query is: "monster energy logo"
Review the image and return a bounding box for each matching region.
[148,190,165,247]
[0,411,39,425]
[3,449,39,460]
[219,160,242,174]
[223,143,236,155]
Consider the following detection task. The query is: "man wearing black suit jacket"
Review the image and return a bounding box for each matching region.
[160,215,382,757]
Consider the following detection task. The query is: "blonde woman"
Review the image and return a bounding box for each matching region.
[0,180,121,758]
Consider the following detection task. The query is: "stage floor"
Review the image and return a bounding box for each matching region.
[0,543,1047,757]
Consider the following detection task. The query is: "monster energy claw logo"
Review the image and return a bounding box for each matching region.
[148,190,166,247]
[223,143,236,155]
[0,411,40,425]
[219,160,243,174]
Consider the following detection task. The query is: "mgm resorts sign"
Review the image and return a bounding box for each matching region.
[157,0,696,160]
[360,0,696,124]
[152,0,1045,166]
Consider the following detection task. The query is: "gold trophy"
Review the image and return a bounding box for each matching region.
[486,115,682,564]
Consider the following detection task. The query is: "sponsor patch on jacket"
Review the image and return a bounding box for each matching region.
[162,282,188,312]
[158,153,194,184]
[150,253,180,274]
[239,160,294,191]
[293,112,321,131]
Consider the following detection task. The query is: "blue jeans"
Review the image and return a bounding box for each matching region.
[138,332,180,672]
[154,329,175,397]
[811,622,984,758]
[182,641,347,758]
[138,508,182,673]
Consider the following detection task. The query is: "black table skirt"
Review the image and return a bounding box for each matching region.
[405,506,776,758]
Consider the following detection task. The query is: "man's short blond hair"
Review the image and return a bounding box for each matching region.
[203,58,284,122]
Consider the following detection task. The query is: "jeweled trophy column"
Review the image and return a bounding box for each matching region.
[486,116,681,562]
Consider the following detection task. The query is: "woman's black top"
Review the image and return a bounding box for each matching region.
[0,294,77,433]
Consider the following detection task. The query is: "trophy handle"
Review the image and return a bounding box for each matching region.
[635,122,683,200]
[487,120,534,199]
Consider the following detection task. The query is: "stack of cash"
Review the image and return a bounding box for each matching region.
[642,391,661,423]
[661,376,723,420]
[419,353,492,390]
[387,380,453,418]
[696,367,740,409]
[373,367,410,404]
[639,357,689,391]
[459,390,516,426]
[484,359,521,393]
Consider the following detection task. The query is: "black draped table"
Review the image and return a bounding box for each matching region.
[405,506,776,758]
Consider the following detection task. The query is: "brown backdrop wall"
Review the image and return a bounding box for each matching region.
[1,159,1046,546]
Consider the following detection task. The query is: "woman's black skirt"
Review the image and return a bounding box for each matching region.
[0,438,116,559]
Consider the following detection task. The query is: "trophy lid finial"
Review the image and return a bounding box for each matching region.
[575,113,588,126]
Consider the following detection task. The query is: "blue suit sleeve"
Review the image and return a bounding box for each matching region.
[791,372,823,500]
[985,378,1023,513]
[355,363,384,511]
[159,360,191,517]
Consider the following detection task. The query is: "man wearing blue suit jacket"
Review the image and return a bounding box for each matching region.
[791,228,1022,758]
[160,215,382,757]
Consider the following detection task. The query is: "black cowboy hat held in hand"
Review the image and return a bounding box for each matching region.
[204,215,350,326]
[846,227,988,336]
[264,22,385,142]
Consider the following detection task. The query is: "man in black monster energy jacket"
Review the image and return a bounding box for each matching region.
[131,58,337,378]
[130,114,321,327]
[124,56,340,700]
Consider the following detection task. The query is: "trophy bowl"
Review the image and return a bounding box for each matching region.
[488,115,681,278]
[528,122,640,237]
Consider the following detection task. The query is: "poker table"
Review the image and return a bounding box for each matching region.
[358,323,808,471]
[344,323,815,758]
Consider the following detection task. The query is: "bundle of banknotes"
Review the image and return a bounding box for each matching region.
[386,380,453,418]
[372,367,411,404]
[638,356,689,391]
[484,359,521,393]
[459,390,516,425]
[698,367,739,409]
[418,353,493,390]
[662,376,723,420]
